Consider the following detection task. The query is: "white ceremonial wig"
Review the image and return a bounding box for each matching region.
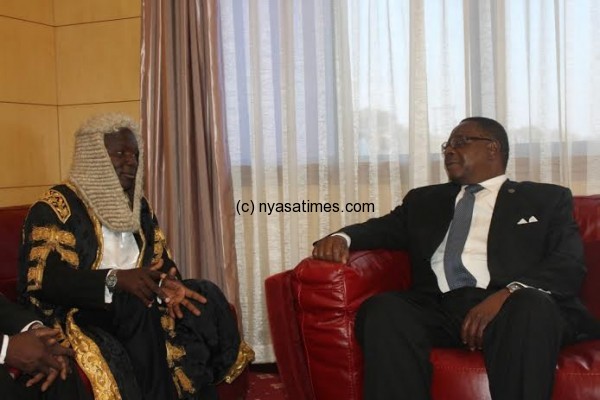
[69,113,144,232]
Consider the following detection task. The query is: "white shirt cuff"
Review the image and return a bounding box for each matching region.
[0,335,9,364]
[331,232,351,247]
[21,321,43,332]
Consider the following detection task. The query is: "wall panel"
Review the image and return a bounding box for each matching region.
[56,18,140,105]
[0,186,53,207]
[0,0,54,25]
[0,17,56,104]
[0,104,60,188]
[54,0,139,26]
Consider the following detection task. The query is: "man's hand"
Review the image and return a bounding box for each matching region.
[160,267,207,319]
[5,328,74,391]
[312,235,349,263]
[461,289,511,351]
[115,269,169,307]
[149,259,164,271]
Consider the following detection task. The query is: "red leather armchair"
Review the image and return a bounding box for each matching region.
[265,195,600,400]
[0,205,249,400]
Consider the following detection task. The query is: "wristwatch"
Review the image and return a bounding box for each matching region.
[506,282,525,294]
[105,269,118,292]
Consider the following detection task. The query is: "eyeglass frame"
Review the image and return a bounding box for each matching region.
[441,136,494,152]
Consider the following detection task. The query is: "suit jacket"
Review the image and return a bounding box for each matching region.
[0,293,37,353]
[341,180,598,336]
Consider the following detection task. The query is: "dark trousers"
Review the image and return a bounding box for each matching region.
[0,366,39,400]
[354,287,573,400]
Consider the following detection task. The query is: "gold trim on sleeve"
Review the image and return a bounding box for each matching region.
[27,226,79,291]
[221,341,255,384]
[65,309,122,400]
[39,189,71,223]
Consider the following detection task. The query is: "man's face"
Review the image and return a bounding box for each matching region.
[443,121,496,185]
[104,129,139,193]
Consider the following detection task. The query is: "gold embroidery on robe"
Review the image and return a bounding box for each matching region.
[66,182,105,271]
[28,296,54,317]
[65,310,122,400]
[221,341,255,384]
[39,189,71,223]
[136,225,146,269]
[152,227,173,264]
[173,367,196,395]
[51,321,70,347]
[161,313,176,338]
[165,341,186,368]
[27,226,79,291]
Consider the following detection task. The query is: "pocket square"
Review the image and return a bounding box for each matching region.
[517,216,538,225]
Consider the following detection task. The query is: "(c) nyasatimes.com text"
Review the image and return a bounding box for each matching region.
[236,199,375,216]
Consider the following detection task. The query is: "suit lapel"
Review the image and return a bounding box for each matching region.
[487,180,520,275]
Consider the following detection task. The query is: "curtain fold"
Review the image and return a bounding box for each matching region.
[140,0,240,311]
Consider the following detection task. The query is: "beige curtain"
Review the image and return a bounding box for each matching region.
[140,0,239,310]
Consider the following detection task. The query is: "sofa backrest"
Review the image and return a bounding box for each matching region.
[573,195,600,319]
[0,205,29,301]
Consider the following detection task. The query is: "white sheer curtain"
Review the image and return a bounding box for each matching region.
[219,0,600,362]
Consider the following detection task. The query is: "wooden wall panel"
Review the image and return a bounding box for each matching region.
[0,186,53,208]
[0,17,56,104]
[55,18,141,105]
[56,18,140,105]
[54,0,140,26]
[0,104,60,188]
[0,0,54,25]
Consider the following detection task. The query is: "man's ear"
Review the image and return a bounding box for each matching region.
[487,140,499,160]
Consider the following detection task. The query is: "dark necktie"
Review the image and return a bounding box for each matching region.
[444,184,484,290]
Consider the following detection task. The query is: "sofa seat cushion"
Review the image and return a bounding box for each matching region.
[430,348,489,400]
[430,340,600,400]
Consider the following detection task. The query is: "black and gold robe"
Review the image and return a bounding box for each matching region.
[18,183,252,400]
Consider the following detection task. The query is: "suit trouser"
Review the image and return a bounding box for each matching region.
[354,287,572,400]
[0,366,39,400]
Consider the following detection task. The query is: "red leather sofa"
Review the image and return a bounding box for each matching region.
[265,195,600,400]
[0,204,249,400]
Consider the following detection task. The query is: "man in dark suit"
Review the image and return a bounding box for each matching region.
[313,117,598,400]
[0,293,75,400]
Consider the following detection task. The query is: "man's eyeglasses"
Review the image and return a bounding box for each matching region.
[441,136,494,152]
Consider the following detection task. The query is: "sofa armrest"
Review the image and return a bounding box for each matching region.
[293,250,412,312]
[291,250,411,400]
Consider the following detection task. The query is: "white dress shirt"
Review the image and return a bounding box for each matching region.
[99,225,140,303]
[430,175,507,292]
